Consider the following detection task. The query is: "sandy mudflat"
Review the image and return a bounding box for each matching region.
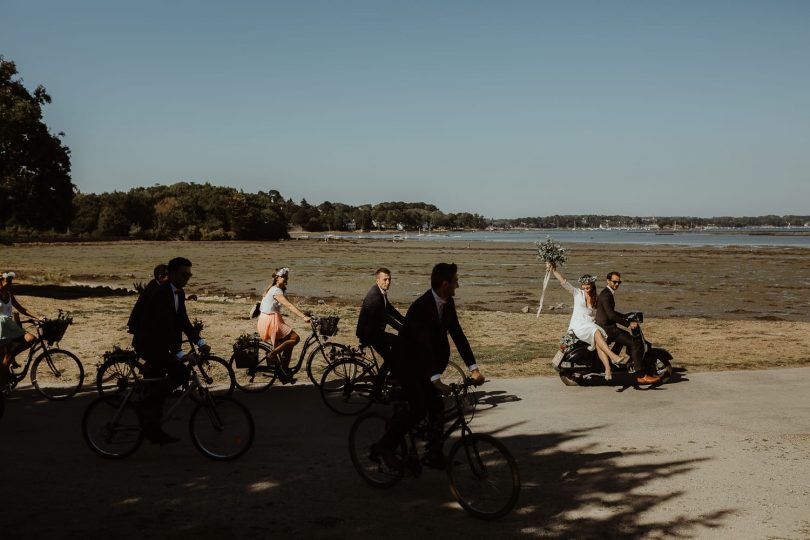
[3,239,809,375]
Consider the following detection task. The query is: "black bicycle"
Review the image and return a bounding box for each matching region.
[2,312,84,400]
[95,320,233,397]
[320,346,474,417]
[82,354,254,461]
[95,343,235,398]
[348,381,520,520]
[229,315,350,392]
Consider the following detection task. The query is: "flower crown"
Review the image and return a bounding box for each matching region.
[578,275,596,285]
[1,271,16,279]
[275,267,290,278]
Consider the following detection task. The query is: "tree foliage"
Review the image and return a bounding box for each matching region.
[0,56,74,231]
[68,182,290,240]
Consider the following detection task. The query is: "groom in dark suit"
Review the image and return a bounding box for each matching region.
[133,257,209,443]
[596,271,660,385]
[374,263,484,470]
[355,267,405,370]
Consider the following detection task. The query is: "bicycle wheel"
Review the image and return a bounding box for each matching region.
[320,358,377,416]
[31,348,84,400]
[306,342,352,386]
[82,396,144,458]
[96,357,142,397]
[197,355,235,396]
[189,396,254,461]
[229,342,276,392]
[349,411,404,488]
[447,433,521,520]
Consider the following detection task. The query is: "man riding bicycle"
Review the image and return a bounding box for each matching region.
[373,263,484,470]
[130,257,209,444]
[355,267,405,379]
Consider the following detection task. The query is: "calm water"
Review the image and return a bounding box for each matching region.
[326,228,810,248]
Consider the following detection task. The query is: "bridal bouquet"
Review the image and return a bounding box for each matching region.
[535,237,567,317]
[536,236,568,266]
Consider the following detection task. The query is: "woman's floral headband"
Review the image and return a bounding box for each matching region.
[275,267,290,277]
[1,271,16,280]
[578,275,596,285]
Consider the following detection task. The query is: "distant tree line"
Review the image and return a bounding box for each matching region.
[70,183,289,240]
[493,215,810,229]
[65,185,488,240]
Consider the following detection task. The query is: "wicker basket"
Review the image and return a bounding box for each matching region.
[103,347,138,362]
[41,315,72,345]
[233,333,260,369]
[317,316,340,337]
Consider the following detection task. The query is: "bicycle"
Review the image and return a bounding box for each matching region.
[348,381,520,520]
[95,343,235,398]
[2,312,84,400]
[96,319,234,398]
[320,346,475,417]
[228,314,350,392]
[82,354,254,461]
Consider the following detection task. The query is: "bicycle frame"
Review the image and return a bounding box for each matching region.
[6,322,53,383]
[250,317,338,372]
[287,319,335,371]
[397,382,475,475]
[112,367,211,428]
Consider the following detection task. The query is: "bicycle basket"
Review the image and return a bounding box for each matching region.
[233,333,260,369]
[41,314,72,345]
[103,346,138,362]
[317,316,340,337]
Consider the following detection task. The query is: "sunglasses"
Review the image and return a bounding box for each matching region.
[610,280,622,285]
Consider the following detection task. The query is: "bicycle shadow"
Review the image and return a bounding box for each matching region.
[470,388,522,410]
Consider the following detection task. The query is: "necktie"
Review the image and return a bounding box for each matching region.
[174,289,182,311]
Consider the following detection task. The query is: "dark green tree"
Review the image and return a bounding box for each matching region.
[0,56,74,231]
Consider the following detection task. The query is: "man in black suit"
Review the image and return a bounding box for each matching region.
[355,267,405,371]
[127,264,168,337]
[374,263,485,470]
[595,271,660,385]
[133,257,209,443]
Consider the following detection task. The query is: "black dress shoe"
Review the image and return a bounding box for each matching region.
[370,443,402,472]
[275,366,296,385]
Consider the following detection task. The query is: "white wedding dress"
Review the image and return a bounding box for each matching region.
[562,281,607,346]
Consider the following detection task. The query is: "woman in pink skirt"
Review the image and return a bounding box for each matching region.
[257,267,311,383]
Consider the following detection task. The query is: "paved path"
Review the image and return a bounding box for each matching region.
[2,367,809,539]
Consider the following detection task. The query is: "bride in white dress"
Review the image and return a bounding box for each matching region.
[547,262,627,380]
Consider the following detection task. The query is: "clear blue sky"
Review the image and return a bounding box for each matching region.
[3,0,809,218]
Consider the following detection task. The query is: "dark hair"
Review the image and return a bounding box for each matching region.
[431,262,457,291]
[153,264,169,280]
[168,257,192,271]
[375,267,391,276]
[606,271,621,281]
[581,278,598,308]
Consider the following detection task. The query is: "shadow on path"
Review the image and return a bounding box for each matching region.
[1,384,733,539]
